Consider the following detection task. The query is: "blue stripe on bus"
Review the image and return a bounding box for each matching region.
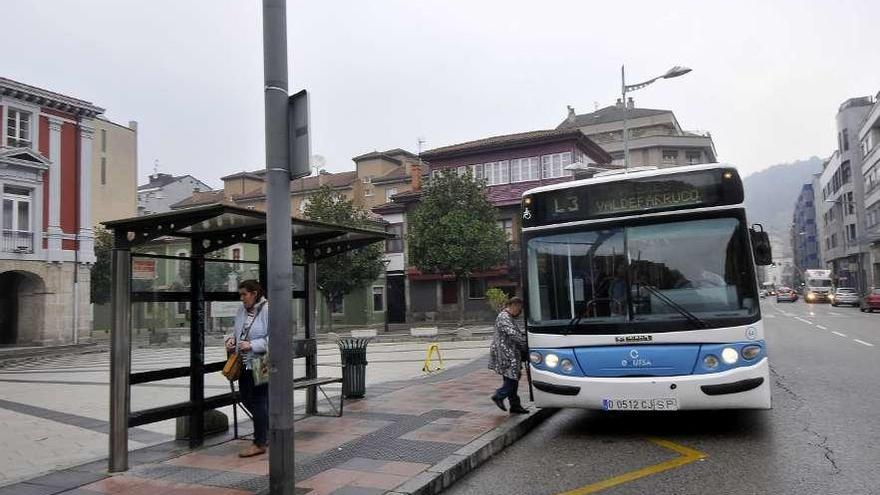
[530,341,765,378]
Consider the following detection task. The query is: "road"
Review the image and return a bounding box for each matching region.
[444,300,880,495]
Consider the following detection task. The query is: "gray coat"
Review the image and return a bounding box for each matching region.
[488,309,528,380]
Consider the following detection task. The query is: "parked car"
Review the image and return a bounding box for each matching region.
[776,287,798,302]
[759,289,767,299]
[861,288,880,313]
[830,287,860,307]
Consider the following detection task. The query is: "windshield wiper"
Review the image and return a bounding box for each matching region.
[564,313,584,336]
[636,283,709,329]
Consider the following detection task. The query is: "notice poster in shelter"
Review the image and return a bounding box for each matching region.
[132,259,156,280]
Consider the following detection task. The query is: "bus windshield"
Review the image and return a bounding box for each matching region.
[526,216,758,333]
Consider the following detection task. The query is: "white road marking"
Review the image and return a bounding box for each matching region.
[829,312,841,316]
[765,314,776,318]
[816,325,828,330]
[854,339,875,347]
[832,331,848,338]
[794,317,813,325]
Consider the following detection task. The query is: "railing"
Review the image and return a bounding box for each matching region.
[1,230,34,254]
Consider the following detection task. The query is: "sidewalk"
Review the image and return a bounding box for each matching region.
[2,358,552,495]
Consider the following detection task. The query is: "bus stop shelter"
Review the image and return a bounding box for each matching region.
[102,203,391,472]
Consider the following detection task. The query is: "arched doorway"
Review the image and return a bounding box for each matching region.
[0,271,46,346]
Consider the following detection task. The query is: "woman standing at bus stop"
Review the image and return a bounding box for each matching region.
[225,280,270,457]
[488,297,530,414]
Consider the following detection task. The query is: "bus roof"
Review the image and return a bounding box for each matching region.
[521,163,739,198]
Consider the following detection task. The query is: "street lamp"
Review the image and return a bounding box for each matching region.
[621,65,692,171]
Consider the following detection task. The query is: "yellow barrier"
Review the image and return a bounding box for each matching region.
[422,342,444,373]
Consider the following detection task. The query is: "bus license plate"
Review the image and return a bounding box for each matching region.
[602,398,679,411]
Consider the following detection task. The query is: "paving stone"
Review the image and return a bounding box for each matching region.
[26,470,107,489]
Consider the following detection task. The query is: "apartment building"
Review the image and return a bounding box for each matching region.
[857,92,880,286]
[0,77,103,345]
[790,182,820,284]
[816,96,874,290]
[558,99,716,167]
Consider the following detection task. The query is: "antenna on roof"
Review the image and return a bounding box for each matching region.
[417,137,426,155]
[152,159,160,176]
[594,101,599,111]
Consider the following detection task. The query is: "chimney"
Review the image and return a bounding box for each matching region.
[566,105,576,122]
[410,161,422,191]
[128,120,138,131]
[627,97,634,109]
[616,98,624,108]
[318,169,330,186]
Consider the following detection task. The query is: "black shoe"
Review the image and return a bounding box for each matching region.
[509,405,529,414]
[491,396,507,411]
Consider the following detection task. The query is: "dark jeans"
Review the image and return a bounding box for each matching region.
[239,369,268,447]
[492,376,522,407]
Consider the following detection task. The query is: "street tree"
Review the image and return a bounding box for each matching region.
[90,227,112,305]
[407,171,506,323]
[304,185,386,331]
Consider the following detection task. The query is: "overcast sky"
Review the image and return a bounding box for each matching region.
[3,0,877,186]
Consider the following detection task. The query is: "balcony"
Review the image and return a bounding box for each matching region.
[2,230,35,254]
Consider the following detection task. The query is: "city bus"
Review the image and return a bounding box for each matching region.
[521,164,773,410]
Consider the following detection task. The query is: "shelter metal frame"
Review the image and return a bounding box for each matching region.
[103,203,391,472]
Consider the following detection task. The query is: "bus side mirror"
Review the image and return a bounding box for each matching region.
[750,224,772,266]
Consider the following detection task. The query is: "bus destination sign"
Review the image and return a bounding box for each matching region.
[587,179,706,216]
[524,168,742,226]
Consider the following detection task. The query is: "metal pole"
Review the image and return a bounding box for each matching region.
[621,65,629,172]
[305,262,318,414]
[262,0,295,493]
[109,241,131,472]
[189,243,206,449]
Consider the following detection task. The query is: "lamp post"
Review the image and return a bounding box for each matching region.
[621,65,692,171]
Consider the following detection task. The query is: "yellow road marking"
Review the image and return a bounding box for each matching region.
[556,437,707,495]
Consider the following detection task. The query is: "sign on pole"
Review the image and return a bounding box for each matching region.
[288,89,311,179]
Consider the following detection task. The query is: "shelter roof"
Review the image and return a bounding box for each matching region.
[103,203,392,261]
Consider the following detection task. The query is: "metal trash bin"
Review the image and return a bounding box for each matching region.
[338,337,370,398]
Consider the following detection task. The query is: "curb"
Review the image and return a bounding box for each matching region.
[387,407,557,495]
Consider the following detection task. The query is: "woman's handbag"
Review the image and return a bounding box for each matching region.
[252,352,270,386]
[222,352,242,381]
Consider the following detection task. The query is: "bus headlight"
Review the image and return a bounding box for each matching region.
[742,345,761,360]
[529,352,543,365]
[544,353,560,368]
[721,347,739,364]
[703,355,719,369]
[560,359,574,374]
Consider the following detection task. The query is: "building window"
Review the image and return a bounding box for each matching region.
[510,157,540,182]
[468,278,487,299]
[6,109,32,148]
[372,286,384,312]
[841,161,851,184]
[541,152,572,179]
[101,128,107,153]
[846,192,855,215]
[685,151,701,165]
[101,157,107,185]
[386,224,403,253]
[471,164,484,180]
[364,185,374,196]
[483,161,510,186]
[385,187,398,201]
[842,128,849,151]
[2,185,32,234]
[457,166,467,177]
[329,293,344,315]
[497,218,513,241]
[662,150,679,164]
[847,224,857,242]
[232,248,241,260]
